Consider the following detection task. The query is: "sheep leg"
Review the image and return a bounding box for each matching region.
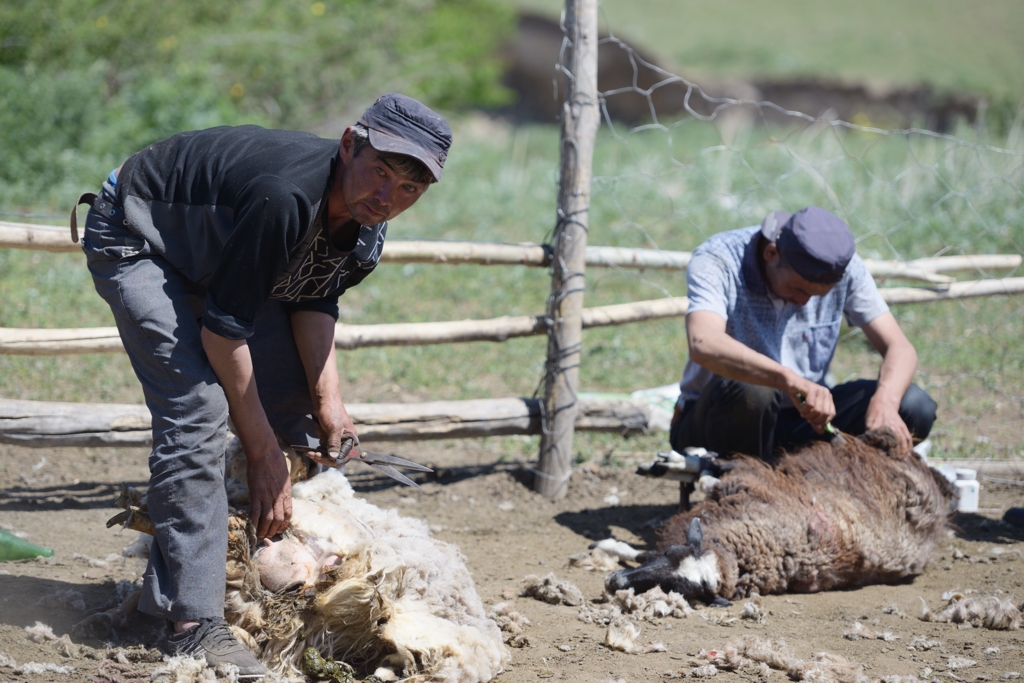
[105,506,155,536]
[72,589,142,640]
[679,481,694,511]
[590,538,641,562]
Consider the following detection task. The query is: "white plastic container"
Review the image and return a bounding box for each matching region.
[953,468,980,513]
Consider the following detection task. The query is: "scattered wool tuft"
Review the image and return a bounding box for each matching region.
[488,601,531,635]
[920,593,1023,630]
[947,656,977,670]
[52,635,79,659]
[149,656,272,683]
[25,622,58,643]
[906,635,941,651]
[521,573,585,607]
[689,664,719,677]
[149,656,218,683]
[92,660,152,682]
[577,602,621,625]
[842,622,895,641]
[740,596,766,624]
[73,552,110,568]
[706,636,869,683]
[610,586,693,620]
[14,661,75,675]
[0,652,16,668]
[605,617,643,654]
[602,616,665,655]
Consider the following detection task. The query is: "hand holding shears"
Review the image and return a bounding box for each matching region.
[291,437,433,489]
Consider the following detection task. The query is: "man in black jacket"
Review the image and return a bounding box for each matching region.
[77,94,451,678]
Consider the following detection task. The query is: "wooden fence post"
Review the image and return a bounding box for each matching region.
[535,0,600,499]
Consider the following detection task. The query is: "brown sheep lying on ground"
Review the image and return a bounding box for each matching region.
[596,429,955,604]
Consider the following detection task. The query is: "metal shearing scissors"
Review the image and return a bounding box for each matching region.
[290,439,433,489]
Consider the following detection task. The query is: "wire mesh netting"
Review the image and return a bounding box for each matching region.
[569,27,1024,460]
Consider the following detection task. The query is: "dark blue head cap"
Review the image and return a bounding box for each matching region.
[357,93,452,181]
[760,206,855,284]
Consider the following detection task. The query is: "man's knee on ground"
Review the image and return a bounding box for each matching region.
[705,376,778,413]
[734,382,779,414]
[899,384,937,439]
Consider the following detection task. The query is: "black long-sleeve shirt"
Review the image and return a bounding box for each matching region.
[114,125,386,339]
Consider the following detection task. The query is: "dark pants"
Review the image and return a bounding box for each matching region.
[84,185,322,622]
[669,375,937,461]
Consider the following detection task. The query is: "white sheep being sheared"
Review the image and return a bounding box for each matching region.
[228,468,507,682]
[93,440,509,683]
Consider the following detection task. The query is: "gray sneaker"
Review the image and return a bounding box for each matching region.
[166,617,267,679]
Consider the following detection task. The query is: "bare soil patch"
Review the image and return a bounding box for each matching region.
[2,440,1024,682]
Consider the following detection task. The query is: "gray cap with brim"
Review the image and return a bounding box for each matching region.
[357,93,452,181]
[760,206,855,284]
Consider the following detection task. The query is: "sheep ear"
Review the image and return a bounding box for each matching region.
[686,518,703,549]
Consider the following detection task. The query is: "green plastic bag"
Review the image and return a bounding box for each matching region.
[0,529,54,561]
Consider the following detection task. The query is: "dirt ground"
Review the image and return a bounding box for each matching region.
[2,439,1024,682]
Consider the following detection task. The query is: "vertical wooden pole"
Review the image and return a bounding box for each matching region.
[535,0,600,499]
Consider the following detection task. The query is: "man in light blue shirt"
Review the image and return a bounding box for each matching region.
[671,206,936,460]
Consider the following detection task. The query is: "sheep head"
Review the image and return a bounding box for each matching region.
[604,518,728,606]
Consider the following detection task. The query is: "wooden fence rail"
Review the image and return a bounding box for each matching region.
[2,221,1018,283]
[0,396,650,448]
[3,279,1023,356]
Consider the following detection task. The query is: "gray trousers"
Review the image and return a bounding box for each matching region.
[84,189,321,622]
[670,375,937,462]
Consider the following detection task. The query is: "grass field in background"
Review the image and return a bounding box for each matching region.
[2,114,1021,461]
[502,0,1024,100]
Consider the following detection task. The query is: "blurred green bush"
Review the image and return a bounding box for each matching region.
[0,0,515,207]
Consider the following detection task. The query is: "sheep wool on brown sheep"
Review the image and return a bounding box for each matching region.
[601,428,955,603]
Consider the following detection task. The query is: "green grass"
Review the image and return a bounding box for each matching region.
[3,0,1022,467]
[1,113,1022,462]
[502,0,1024,99]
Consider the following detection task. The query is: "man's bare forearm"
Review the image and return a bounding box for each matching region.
[200,327,278,460]
[691,330,796,390]
[687,312,803,394]
[686,310,835,430]
[290,311,341,411]
[861,312,917,411]
[290,310,357,454]
[201,326,292,537]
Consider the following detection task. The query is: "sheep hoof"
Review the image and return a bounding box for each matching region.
[710,596,732,608]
